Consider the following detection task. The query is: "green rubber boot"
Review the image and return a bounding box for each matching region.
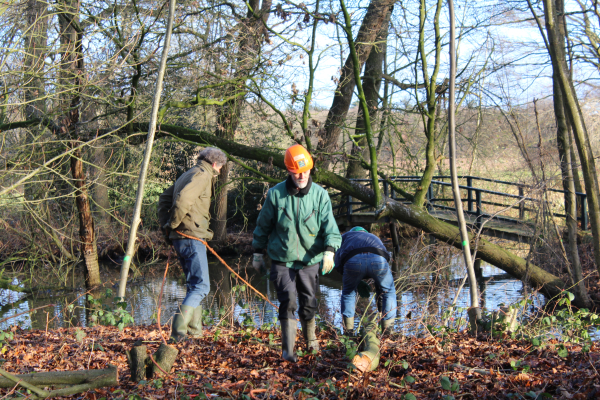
[280,319,298,362]
[343,316,355,336]
[170,305,194,343]
[381,318,395,336]
[187,305,203,338]
[300,318,319,351]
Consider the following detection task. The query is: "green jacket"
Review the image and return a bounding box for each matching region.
[157,160,217,240]
[252,177,342,268]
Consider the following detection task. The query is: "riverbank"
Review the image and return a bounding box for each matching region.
[1,325,598,399]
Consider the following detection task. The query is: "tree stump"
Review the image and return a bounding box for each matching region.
[147,343,179,378]
[126,344,148,382]
[126,343,178,382]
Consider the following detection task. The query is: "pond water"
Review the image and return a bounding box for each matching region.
[1,251,563,337]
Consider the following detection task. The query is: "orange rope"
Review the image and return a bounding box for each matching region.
[175,230,278,310]
[156,253,171,346]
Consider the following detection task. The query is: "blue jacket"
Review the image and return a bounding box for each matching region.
[253,177,342,269]
[334,231,391,274]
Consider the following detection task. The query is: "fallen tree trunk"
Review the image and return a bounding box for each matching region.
[134,123,572,305]
[0,365,117,398]
[0,119,572,305]
[132,123,573,304]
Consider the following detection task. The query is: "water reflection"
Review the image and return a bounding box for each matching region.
[0,254,557,333]
[4,254,600,343]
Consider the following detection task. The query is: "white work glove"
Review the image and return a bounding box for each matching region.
[252,253,264,271]
[321,251,335,275]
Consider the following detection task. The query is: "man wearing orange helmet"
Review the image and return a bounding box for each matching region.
[252,144,342,362]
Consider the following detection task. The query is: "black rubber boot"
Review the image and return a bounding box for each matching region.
[280,319,298,362]
[300,318,319,351]
[187,305,203,338]
[170,305,194,343]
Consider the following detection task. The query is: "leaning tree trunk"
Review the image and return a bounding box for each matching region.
[448,0,481,319]
[543,0,600,275]
[58,0,101,288]
[130,122,579,306]
[117,0,176,299]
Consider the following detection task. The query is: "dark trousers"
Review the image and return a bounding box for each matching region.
[270,263,319,321]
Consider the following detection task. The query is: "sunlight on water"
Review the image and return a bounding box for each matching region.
[0,256,597,340]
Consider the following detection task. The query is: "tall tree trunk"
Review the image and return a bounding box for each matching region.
[210,0,272,245]
[543,0,600,275]
[59,0,101,288]
[412,0,444,208]
[24,0,47,120]
[72,147,101,287]
[551,3,591,306]
[320,0,393,163]
[554,76,591,307]
[568,127,584,194]
[23,0,52,261]
[345,11,390,179]
[90,141,110,225]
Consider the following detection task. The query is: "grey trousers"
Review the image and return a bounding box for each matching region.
[270,263,319,321]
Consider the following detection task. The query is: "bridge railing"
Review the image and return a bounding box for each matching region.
[329,175,589,231]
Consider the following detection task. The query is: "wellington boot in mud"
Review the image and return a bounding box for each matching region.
[187,306,203,338]
[170,305,194,343]
[280,319,298,362]
[343,316,355,336]
[300,318,319,351]
[381,318,395,336]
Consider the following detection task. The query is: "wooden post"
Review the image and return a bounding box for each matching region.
[467,176,473,213]
[475,190,482,231]
[518,186,525,220]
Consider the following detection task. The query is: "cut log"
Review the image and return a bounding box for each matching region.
[0,365,118,399]
[351,314,380,373]
[147,343,178,378]
[0,365,117,388]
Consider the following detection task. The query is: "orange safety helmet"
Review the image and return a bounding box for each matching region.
[284,144,314,173]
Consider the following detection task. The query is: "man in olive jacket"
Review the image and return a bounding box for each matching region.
[158,147,227,342]
[252,144,342,362]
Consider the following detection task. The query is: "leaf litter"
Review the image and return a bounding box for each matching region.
[0,325,598,399]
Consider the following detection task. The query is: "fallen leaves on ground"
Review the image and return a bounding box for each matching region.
[0,325,598,399]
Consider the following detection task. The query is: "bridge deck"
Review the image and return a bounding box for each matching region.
[335,210,535,243]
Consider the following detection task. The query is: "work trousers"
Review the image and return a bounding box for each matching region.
[271,263,319,321]
[173,238,210,307]
[341,253,397,321]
